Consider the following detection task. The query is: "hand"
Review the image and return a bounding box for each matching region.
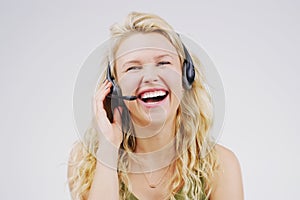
[93,79,123,148]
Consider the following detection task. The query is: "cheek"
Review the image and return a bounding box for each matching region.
[160,67,183,103]
[117,73,140,95]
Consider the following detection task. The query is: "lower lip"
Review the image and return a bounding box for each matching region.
[137,95,168,108]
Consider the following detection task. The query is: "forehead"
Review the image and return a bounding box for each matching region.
[115,32,178,60]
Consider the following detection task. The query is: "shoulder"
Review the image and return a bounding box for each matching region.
[210,144,244,200]
[215,144,240,168]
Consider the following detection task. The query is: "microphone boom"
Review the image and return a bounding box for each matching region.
[108,94,137,101]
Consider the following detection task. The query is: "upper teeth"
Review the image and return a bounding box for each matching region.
[140,91,166,99]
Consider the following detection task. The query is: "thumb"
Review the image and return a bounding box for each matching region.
[113,106,123,126]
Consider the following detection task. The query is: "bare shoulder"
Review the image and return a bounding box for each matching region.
[215,144,240,166]
[210,144,244,200]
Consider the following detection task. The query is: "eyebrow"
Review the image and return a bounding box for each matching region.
[121,54,175,68]
[154,54,174,60]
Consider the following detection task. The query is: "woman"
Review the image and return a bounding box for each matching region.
[68,12,244,200]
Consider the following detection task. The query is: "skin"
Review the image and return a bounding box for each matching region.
[114,32,183,149]
[211,145,244,200]
[68,32,244,200]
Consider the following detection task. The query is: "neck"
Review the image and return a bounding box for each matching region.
[133,117,176,153]
[126,117,177,173]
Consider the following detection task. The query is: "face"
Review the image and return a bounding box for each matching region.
[114,32,184,134]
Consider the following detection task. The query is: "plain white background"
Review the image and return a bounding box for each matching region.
[0,0,299,199]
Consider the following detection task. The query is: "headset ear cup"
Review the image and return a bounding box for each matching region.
[182,59,195,90]
[186,59,195,86]
[182,60,189,89]
[181,43,195,90]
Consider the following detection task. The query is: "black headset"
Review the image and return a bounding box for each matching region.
[106,42,195,101]
[181,43,195,90]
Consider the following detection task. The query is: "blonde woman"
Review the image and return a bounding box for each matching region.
[68,12,244,200]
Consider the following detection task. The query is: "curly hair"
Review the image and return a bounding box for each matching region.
[68,11,219,200]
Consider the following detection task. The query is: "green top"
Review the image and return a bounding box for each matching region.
[121,183,207,200]
[124,187,184,200]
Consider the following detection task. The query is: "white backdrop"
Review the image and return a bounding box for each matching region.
[0,0,299,199]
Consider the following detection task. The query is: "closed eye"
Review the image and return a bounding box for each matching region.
[126,66,142,72]
[157,61,171,66]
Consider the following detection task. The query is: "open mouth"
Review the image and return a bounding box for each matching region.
[138,90,169,103]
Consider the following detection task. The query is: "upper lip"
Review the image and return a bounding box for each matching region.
[137,87,168,98]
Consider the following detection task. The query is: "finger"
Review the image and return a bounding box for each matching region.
[94,83,112,107]
[93,80,113,121]
[95,82,112,100]
[95,80,111,96]
[97,79,109,89]
[93,96,111,129]
[93,95,106,116]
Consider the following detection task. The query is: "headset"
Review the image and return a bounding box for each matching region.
[103,41,195,122]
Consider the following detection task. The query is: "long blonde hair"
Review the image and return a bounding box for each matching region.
[68,11,219,200]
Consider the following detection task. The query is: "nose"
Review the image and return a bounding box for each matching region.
[141,64,159,83]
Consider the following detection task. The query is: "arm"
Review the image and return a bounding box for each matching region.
[87,80,123,200]
[87,157,119,200]
[67,141,120,200]
[67,142,90,200]
[68,80,123,200]
[210,144,244,200]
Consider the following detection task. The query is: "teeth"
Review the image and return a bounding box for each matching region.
[141,90,166,99]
